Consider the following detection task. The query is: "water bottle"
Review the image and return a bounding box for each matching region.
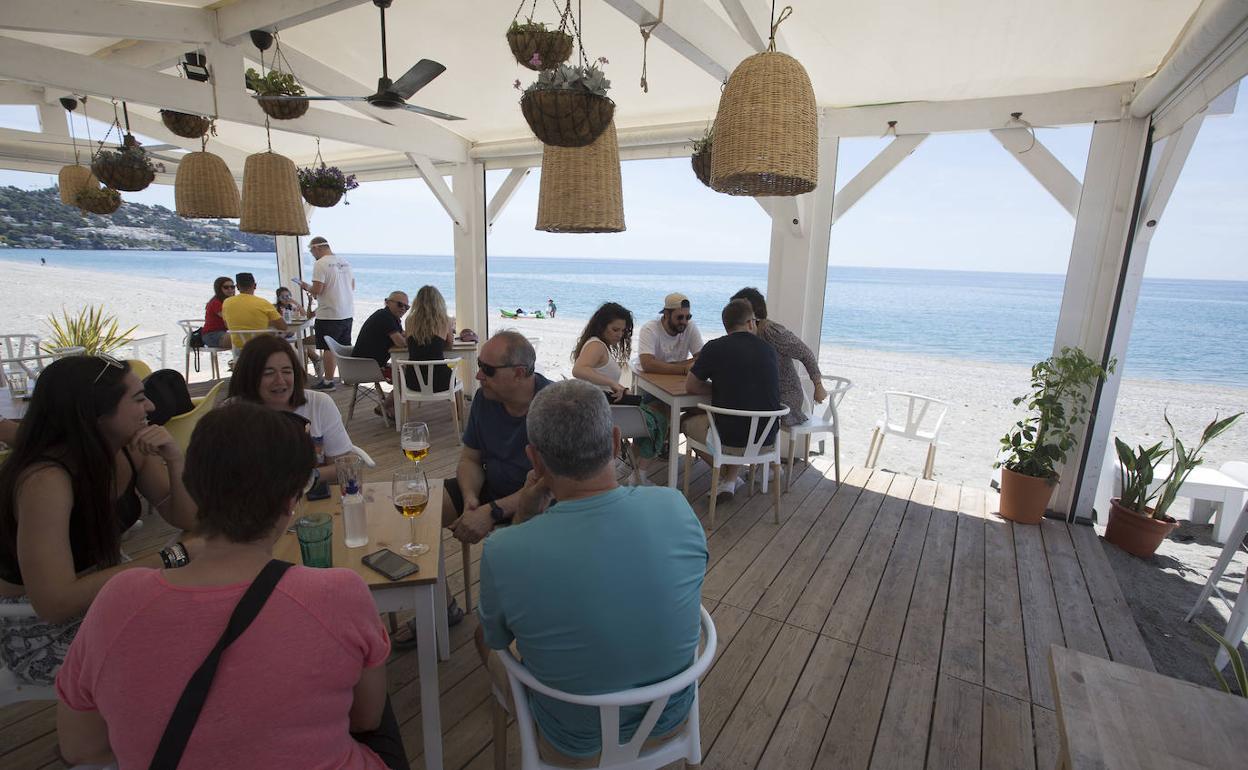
[342,479,368,548]
[282,307,293,323]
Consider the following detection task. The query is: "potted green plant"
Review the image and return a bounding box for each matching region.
[518,57,615,147]
[297,165,359,208]
[246,67,308,120]
[91,134,164,192]
[1105,412,1242,557]
[1199,622,1247,698]
[43,305,137,356]
[506,19,573,71]
[691,129,713,187]
[995,347,1113,524]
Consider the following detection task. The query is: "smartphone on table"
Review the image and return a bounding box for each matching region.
[362,549,419,581]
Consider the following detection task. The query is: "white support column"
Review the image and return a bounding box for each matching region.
[989,128,1083,217]
[452,162,489,340]
[1083,111,1207,521]
[275,205,314,292]
[1048,117,1151,519]
[765,123,839,350]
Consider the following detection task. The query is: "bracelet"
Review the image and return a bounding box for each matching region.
[159,541,190,569]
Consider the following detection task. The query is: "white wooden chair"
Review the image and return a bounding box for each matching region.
[783,375,853,489]
[865,391,950,480]
[611,405,649,486]
[0,334,42,384]
[1185,467,1248,670]
[683,404,789,528]
[177,319,230,379]
[324,337,390,427]
[490,606,717,770]
[392,358,464,440]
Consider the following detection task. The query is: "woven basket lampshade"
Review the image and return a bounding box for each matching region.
[175,151,241,219]
[711,51,817,197]
[239,152,308,235]
[536,121,624,233]
[58,165,99,205]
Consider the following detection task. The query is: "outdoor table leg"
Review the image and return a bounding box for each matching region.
[1214,490,1248,544]
[413,582,443,770]
[435,542,451,661]
[668,405,680,488]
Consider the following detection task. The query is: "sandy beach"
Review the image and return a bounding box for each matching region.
[5,260,1247,498]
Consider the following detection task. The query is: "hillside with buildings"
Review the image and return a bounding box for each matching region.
[0,185,273,252]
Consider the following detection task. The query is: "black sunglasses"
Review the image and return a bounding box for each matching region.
[673,312,693,321]
[478,360,506,377]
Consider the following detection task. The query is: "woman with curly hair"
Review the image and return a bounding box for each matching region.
[572,302,640,405]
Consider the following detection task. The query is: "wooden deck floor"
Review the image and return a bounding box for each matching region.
[0,382,1155,769]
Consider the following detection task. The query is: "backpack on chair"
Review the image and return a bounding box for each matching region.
[144,369,195,426]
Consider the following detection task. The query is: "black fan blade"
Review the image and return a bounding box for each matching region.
[401,103,464,121]
[392,59,445,100]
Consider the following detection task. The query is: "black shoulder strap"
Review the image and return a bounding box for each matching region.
[148,559,294,770]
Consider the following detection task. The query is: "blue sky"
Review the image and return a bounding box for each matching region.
[2,79,1244,280]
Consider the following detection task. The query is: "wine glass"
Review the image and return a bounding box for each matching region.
[392,467,430,555]
[401,421,430,464]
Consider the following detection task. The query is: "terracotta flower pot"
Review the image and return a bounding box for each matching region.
[998,467,1055,524]
[1103,498,1177,558]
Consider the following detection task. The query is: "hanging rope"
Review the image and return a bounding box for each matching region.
[638,0,664,93]
[313,136,325,169]
[768,2,793,53]
[66,102,81,165]
[1006,112,1037,153]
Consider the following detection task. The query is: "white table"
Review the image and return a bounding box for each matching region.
[1155,463,1248,544]
[633,370,702,488]
[123,331,168,369]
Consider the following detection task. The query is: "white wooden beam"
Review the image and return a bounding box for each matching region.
[1149,28,1248,139]
[755,197,803,237]
[0,37,469,162]
[35,101,67,137]
[1131,0,1248,119]
[486,168,530,232]
[823,84,1132,138]
[408,153,467,233]
[718,0,789,53]
[0,0,216,43]
[452,162,489,339]
[92,41,190,71]
[989,128,1082,217]
[832,133,927,222]
[602,0,754,82]
[0,82,46,105]
[216,0,370,44]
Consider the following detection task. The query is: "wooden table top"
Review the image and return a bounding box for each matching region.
[273,479,442,587]
[635,370,693,397]
[0,386,27,421]
[1050,645,1248,769]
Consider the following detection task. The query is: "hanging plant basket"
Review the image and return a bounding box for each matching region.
[521,89,614,148]
[507,28,574,70]
[691,145,712,188]
[58,165,99,206]
[257,95,310,121]
[76,187,122,215]
[159,110,211,139]
[536,120,624,233]
[301,186,343,208]
[92,134,159,192]
[176,151,240,219]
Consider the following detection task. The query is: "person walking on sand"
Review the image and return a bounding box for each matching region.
[297,236,354,391]
[547,298,557,318]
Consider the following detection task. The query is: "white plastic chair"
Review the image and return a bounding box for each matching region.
[491,606,717,770]
[783,375,853,489]
[324,337,390,427]
[392,358,465,440]
[0,603,57,707]
[177,319,230,379]
[1185,462,1248,669]
[350,445,377,468]
[865,391,950,480]
[612,405,649,486]
[683,404,789,529]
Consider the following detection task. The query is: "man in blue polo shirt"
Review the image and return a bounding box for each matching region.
[477,380,707,763]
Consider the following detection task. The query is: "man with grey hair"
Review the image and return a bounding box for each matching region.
[475,379,708,764]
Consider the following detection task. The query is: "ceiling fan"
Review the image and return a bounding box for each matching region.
[251,0,463,121]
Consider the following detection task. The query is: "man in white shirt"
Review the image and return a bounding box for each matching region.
[297,236,355,390]
[637,292,703,374]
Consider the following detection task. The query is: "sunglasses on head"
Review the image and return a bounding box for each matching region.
[93,353,125,384]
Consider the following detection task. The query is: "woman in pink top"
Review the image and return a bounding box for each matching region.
[55,403,408,770]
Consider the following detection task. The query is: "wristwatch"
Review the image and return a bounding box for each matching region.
[489,501,508,524]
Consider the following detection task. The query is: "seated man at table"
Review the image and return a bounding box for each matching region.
[476,379,707,764]
[351,291,409,419]
[221,272,286,349]
[637,292,703,374]
[684,298,781,500]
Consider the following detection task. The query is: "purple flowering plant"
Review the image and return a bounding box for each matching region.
[298,165,360,204]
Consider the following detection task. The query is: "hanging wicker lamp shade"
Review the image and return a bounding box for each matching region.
[58,165,99,205]
[711,51,817,197]
[175,151,240,219]
[239,152,308,235]
[536,121,624,233]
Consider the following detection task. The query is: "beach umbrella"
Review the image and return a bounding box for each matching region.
[536,120,624,233]
[239,151,308,236]
[175,151,240,219]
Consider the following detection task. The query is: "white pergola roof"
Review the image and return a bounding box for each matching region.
[0,0,1221,176]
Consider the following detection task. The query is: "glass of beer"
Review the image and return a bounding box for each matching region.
[401,421,430,464]
[392,467,429,555]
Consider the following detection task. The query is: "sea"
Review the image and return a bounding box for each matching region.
[4,248,1246,387]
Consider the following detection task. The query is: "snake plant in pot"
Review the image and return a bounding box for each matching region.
[1105,412,1242,557]
[995,347,1113,524]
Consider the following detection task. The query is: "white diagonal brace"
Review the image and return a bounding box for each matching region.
[0,37,469,162]
[832,134,927,222]
[755,197,803,237]
[487,168,531,231]
[1,0,216,43]
[408,153,467,233]
[216,0,370,44]
[990,128,1082,217]
[602,0,754,82]
[718,0,789,53]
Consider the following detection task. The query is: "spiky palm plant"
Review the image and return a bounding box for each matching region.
[43,306,137,356]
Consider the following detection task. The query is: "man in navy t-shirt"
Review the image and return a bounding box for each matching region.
[685,298,781,500]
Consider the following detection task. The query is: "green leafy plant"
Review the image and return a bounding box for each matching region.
[1150,412,1242,518]
[996,347,1114,479]
[1198,622,1247,698]
[297,165,359,193]
[691,129,712,155]
[43,306,137,356]
[518,57,611,97]
[1114,437,1168,514]
[245,67,306,97]
[509,20,550,33]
